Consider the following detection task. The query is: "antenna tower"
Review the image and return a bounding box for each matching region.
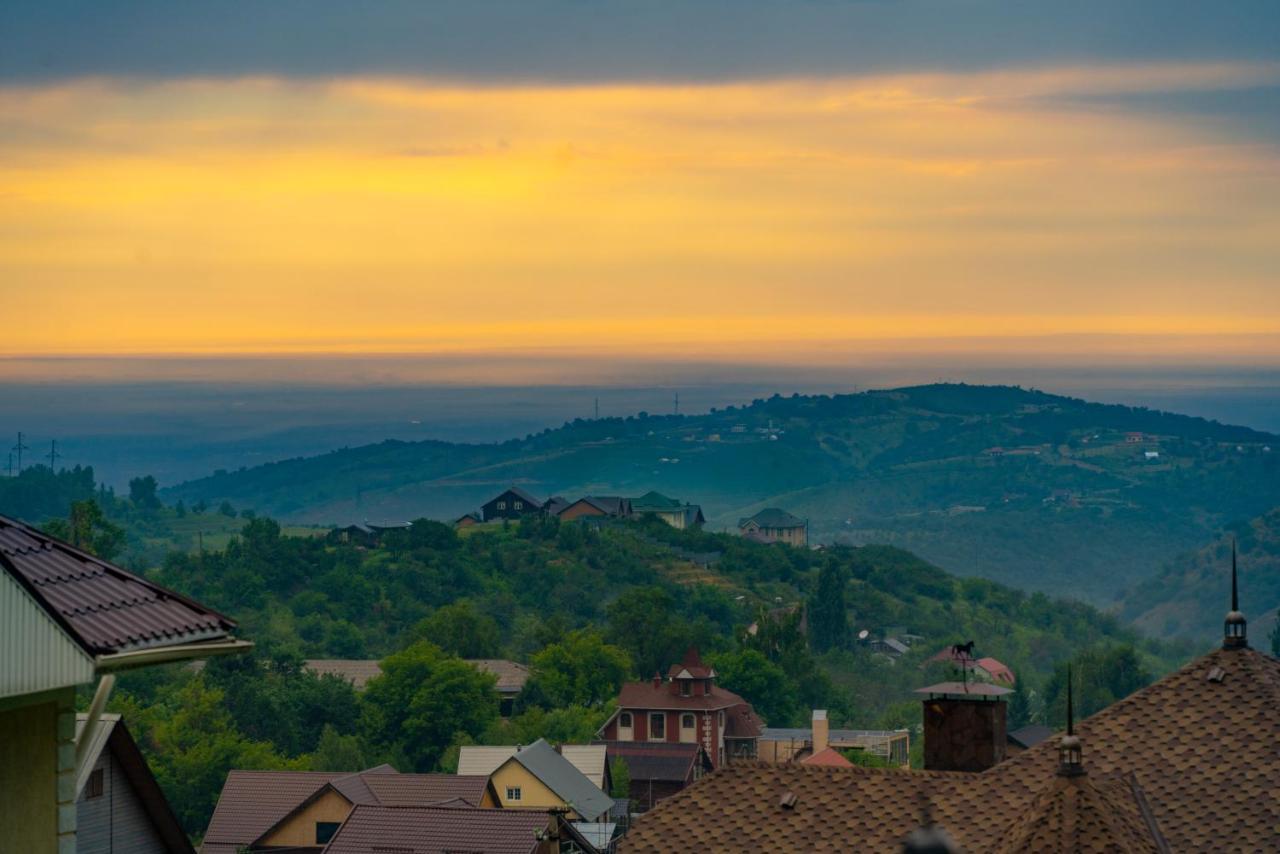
[12,432,29,473]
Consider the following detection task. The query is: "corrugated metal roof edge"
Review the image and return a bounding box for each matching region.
[0,514,239,656]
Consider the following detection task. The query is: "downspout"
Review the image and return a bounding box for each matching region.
[75,674,115,782]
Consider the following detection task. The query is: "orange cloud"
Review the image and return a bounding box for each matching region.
[0,66,1278,357]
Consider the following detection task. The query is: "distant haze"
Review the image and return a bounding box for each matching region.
[0,353,1276,488]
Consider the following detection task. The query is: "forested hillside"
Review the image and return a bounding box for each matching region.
[163,384,1280,602]
[1120,507,1280,642]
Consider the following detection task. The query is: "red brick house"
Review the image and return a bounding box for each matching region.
[596,648,761,768]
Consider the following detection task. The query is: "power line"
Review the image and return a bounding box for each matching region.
[47,439,61,470]
[12,432,29,473]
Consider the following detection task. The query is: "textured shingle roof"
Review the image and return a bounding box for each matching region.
[619,645,1280,853]
[616,680,753,712]
[321,804,551,854]
[0,514,236,656]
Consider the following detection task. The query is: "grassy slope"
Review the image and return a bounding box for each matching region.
[163,384,1280,605]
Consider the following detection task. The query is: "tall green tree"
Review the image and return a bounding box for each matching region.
[43,498,125,559]
[808,561,848,653]
[128,475,161,510]
[710,648,797,726]
[1042,644,1151,727]
[412,601,502,658]
[362,642,499,771]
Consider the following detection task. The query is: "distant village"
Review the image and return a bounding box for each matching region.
[3,476,1277,851]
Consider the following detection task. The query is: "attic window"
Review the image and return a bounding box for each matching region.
[680,680,692,696]
[316,822,341,844]
[779,791,798,809]
[506,786,522,801]
[1207,666,1227,683]
[85,769,104,799]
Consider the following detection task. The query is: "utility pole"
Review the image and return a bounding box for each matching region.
[12,432,29,474]
[594,397,599,420]
[47,439,61,470]
[674,392,679,416]
[5,452,12,478]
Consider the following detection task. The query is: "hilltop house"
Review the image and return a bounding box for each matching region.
[482,487,544,522]
[738,508,808,547]
[630,491,706,530]
[457,739,615,822]
[557,496,633,522]
[597,647,762,768]
[75,713,193,853]
[304,658,529,715]
[201,766,497,853]
[0,514,250,854]
[619,559,1280,852]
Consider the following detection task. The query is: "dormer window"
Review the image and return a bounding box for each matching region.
[680,680,692,697]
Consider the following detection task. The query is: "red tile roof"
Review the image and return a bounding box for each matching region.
[321,804,552,854]
[800,747,854,769]
[201,768,491,852]
[0,514,237,656]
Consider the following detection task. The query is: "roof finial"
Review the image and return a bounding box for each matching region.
[1057,664,1084,777]
[1224,537,1248,650]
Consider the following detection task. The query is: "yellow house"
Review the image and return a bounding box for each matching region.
[482,739,615,821]
[0,515,250,854]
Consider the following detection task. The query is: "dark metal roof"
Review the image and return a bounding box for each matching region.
[1007,724,1054,750]
[0,514,236,656]
[600,741,708,783]
[738,508,806,529]
[323,804,555,854]
[485,486,544,507]
[914,681,1013,698]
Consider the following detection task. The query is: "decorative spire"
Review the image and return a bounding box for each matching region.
[1057,664,1084,777]
[1224,538,1248,650]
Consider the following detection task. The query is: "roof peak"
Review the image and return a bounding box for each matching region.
[1224,538,1248,650]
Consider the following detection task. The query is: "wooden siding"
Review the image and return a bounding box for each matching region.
[76,750,169,854]
[0,566,95,700]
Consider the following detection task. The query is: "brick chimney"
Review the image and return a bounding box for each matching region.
[921,694,1007,772]
[811,710,829,755]
[652,671,662,689]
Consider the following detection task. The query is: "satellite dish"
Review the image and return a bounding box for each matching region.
[858,629,870,640]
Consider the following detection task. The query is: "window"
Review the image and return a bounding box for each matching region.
[85,769,104,799]
[649,712,666,740]
[506,786,522,801]
[514,500,523,509]
[620,712,633,727]
[680,713,697,743]
[680,680,692,697]
[316,822,341,844]
[497,501,506,510]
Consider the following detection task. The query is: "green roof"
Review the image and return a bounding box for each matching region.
[739,508,806,529]
[631,490,683,511]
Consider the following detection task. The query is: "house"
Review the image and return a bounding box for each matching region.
[453,512,482,528]
[458,743,611,794]
[330,523,377,546]
[75,713,193,853]
[464,739,614,821]
[542,496,571,516]
[200,766,497,853]
[0,514,250,854]
[1124,431,1146,443]
[482,487,544,522]
[975,656,1016,686]
[597,647,762,768]
[737,508,808,547]
[630,491,705,529]
[926,645,1015,686]
[557,496,633,523]
[759,710,910,768]
[304,658,529,715]
[598,741,712,812]
[870,637,909,659]
[619,562,1280,852]
[319,803,599,854]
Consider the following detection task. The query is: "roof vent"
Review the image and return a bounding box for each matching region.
[779,791,798,809]
[1207,666,1226,683]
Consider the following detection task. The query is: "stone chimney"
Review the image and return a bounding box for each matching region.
[921,692,1007,772]
[812,710,829,755]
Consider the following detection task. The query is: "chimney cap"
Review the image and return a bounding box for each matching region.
[812,709,828,721]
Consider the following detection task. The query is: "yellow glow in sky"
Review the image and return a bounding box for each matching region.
[1,64,1278,356]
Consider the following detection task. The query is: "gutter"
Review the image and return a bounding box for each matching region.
[75,674,115,783]
[94,638,254,673]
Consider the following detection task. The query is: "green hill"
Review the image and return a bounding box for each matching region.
[1119,508,1280,641]
[163,383,1280,603]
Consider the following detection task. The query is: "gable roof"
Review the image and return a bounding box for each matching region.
[737,508,806,529]
[321,804,554,854]
[1007,724,1054,750]
[976,656,1016,685]
[76,714,194,854]
[667,646,714,679]
[465,659,531,694]
[304,658,528,694]
[631,491,682,511]
[498,738,614,821]
[615,679,753,713]
[620,644,1280,852]
[601,741,709,783]
[485,486,543,507]
[0,514,242,662]
[556,744,609,790]
[800,747,855,769]
[202,767,490,852]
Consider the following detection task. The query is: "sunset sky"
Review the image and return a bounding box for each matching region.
[2,2,1278,360]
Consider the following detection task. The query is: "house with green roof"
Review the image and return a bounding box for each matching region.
[631,491,706,530]
[738,508,808,547]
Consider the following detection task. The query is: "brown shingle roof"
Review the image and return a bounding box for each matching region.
[0,514,237,656]
[620,646,1280,853]
[202,768,491,852]
[321,804,552,854]
[304,658,529,694]
[616,681,752,712]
